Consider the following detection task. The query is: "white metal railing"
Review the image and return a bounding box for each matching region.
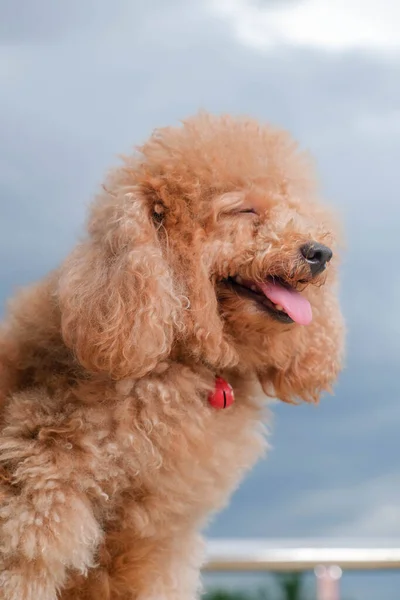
[204,539,400,600]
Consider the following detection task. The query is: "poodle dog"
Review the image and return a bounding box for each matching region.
[0,113,344,600]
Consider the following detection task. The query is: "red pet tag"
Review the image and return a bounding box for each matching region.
[208,377,234,409]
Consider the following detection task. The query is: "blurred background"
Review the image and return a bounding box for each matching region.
[1,0,400,598]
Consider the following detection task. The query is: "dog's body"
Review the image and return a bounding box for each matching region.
[0,114,344,599]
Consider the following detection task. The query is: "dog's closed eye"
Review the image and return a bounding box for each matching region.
[238,208,258,215]
[220,207,259,219]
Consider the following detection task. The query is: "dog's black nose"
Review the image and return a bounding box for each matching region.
[300,242,333,277]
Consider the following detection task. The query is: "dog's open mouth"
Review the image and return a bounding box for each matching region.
[226,276,312,325]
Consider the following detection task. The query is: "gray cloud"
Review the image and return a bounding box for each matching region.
[253,0,302,4]
[0,0,128,42]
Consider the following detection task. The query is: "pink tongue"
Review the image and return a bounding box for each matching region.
[258,280,312,325]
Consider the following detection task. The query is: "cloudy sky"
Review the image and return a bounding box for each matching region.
[1,0,400,597]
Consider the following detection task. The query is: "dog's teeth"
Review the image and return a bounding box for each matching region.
[235,276,243,284]
[275,304,284,311]
[251,285,257,292]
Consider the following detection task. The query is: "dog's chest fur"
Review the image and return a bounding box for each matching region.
[107,366,268,528]
[1,364,267,535]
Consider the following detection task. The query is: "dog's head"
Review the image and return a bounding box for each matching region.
[59,113,344,403]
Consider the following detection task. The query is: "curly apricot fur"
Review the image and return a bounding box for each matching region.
[0,113,344,600]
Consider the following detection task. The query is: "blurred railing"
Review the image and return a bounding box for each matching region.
[203,539,400,600]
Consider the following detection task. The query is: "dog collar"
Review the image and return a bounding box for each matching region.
[208,377,234,409]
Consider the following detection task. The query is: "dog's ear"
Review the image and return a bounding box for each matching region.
[58,184,181,380]
[258,283,345,403]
